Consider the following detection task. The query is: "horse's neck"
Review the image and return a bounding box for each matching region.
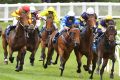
[83,26,93,39]
[62,32,72,45]
[15,23,25,37]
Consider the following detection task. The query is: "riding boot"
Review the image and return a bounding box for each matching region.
[53,32,60,44]
[6,25,16,36]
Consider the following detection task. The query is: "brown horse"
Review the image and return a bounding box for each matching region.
[90,20,117,80]
[74,14,97,74]
[2,13,29,71]
[39,14,57,64]
[26,13,41,66]
[44,27,81,76]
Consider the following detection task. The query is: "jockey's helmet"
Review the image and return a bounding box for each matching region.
[30,6,36,13]
[86,7,94,14]
[22,5,30,13]
[67,10,75,16]
[48,7,55,12]
[105,15,113,20]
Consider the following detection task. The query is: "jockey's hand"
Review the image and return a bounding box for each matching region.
[64,26,70,30]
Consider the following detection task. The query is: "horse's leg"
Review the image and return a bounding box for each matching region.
[16,48,26,72]
[110,57,116,79]
[39,43,46,61]
[59,51,70,76]
[53,53,59,65]
[2,37,8,64]
[100,58,108,80]
[96,57,102,74]
[9,47,14,63]
[89,54,97,79]
[29,50,36,66]
[44,47,54,68]
[16,51,20,71]
[15,51,21,72]
[83,51,93,73]
[74,49,82,73]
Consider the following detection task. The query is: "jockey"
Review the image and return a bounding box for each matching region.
[79,7,98,31]
[30,6,41,37]
[39,6,59,30]
[6,5,31,36]
[30,6,41,28]
[96,15,114,39]
[53,10,80,43]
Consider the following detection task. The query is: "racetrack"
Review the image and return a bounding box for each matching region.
[0,21,119,80]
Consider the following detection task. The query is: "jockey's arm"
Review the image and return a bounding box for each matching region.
[60,17,67,29]
[11,9,20,17]
[39,9,48,17]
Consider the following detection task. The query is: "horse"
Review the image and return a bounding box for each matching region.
[44,26,81,76]
[2,13,29,71]
[74,14,97,74]
[90,20,117,80]
[26,13,41,66]
[39,13,57,65]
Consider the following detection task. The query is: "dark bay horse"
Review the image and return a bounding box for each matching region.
[2,13,29,71]
[90,20,117,80]
[44,27,81,76]
[74,14,97,74]
[39,14,57,63]
[26,13,41,66]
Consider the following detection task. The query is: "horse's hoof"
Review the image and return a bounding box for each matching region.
[15,68,20,72]
[110,74,114,79]
[9,57,14,63]
[52,61,57,65]
[31,63,34,66]
[44,64,47,69]
[89,76,93,79]
[77,69,81,73]
[4,61,8,65]
[83,65,88,71]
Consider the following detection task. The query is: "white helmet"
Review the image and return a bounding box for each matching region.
[86,7,94,14]
[30,6,36,13]
[67,10,75,16]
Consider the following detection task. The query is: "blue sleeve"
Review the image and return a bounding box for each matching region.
[60,16,67,29]
[74,19,80,26]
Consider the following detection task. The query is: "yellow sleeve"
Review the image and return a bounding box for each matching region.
[11,9,20,17]
[39,9,48,16]
[53,11,60,27]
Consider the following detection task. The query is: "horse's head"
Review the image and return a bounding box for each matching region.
[105,22,117,45]
[27,13,37,33]
[18,13,30,29]
[45,14,54,34]
[86,14,96,28]
[69,27,80,47]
